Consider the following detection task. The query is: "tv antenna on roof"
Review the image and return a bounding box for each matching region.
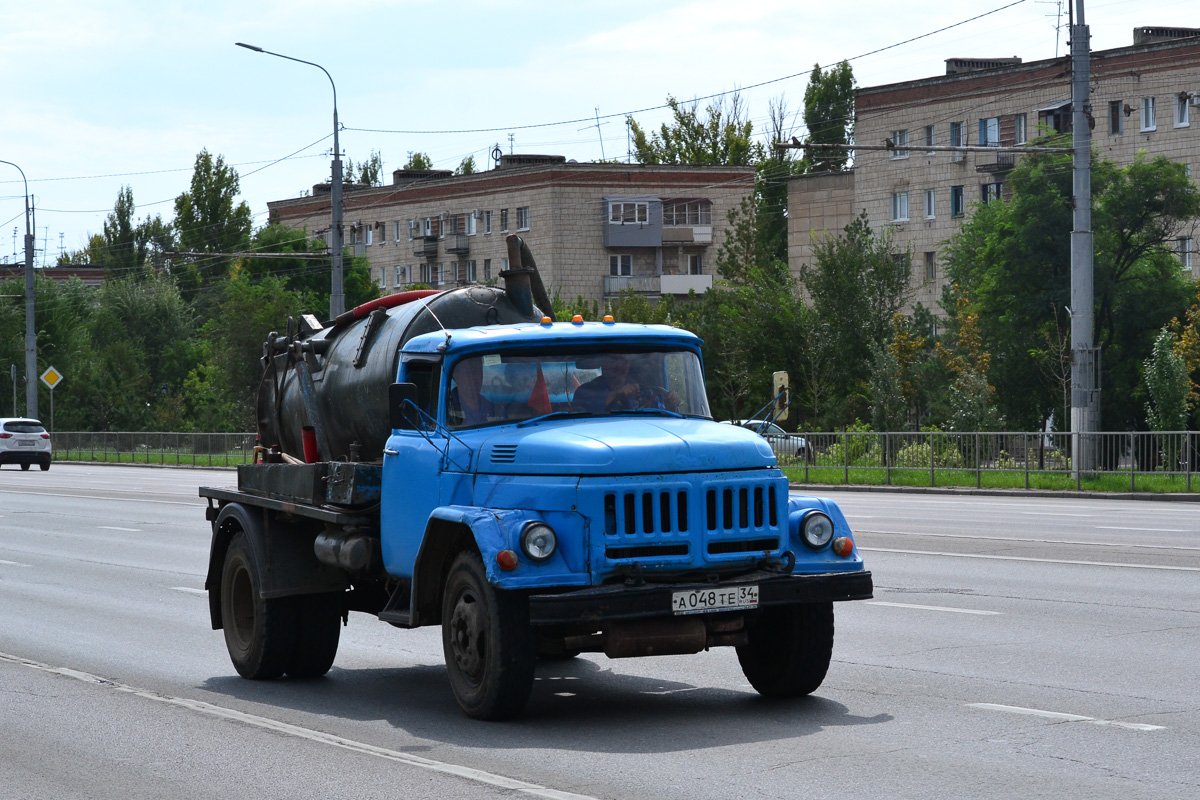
[579,107,609,162]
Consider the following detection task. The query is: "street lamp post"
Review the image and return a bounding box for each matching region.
[0,159,38,418]
[236,43,345,319]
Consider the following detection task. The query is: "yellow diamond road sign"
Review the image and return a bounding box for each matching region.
[41,366,63,390]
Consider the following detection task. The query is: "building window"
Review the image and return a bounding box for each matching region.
[465,260,477,282]
[924,125,936,155]
[501,257,509,271]
[981,182,1002,204]
[891,191,909,222]
[1013,113,1027,144]
[893,253,910,279]
[925,189,936,219]
[377,267,386,288]
[483,210,492,234]
[437,214,447,239]
[394,221,402,241]
[365,227,374,246]
[500,208,509,232]
[436,263,445,286]
[466,213,477,236]
[889,129,909,158]
[1109,101,1124,135]
[950,185,965,217]
[924,252,936,282]
[1175,93,1190,128]
[420,263,431,284]
[688,254,702,275]
[483,258,491,280]
[609,254,632,276]
[949,122,964,161]
[1179,237,1194,270]
[422,218,433,237]
[662,200,712,225]
[978,117,999,146]
[1142,97,1156,131]
[609,201,649,224]
[395,265,405,286]
[516,206,530,231]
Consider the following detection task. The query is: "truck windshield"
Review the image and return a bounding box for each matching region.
[446,348,711,428]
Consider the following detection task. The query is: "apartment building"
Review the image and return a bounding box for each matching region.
[267,155,753,306]
[788,26,1200,316]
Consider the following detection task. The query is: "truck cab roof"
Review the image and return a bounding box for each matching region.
[401,321,703,356]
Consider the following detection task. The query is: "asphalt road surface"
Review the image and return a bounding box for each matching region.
[2,465,1197,799]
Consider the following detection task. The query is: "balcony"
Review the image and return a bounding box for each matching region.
[445,234,470,255]
[603,274,714,298]
[413,237,438,258]
[661,225,714,245]
[976,150,1016,174]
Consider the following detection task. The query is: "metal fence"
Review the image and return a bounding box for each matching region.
[47,429,1200,492]
[52,431,257,468]
[773,430,1199,492]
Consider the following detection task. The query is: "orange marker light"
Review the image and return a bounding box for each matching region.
[541,316,552,325]
[496,549,519,571]
[603,315,615,323]
[572,314,584,324]
[831,537,854,557]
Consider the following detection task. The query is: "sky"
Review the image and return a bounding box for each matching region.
[2,0,1196,266]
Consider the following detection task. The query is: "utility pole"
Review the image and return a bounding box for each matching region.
[1069,0,1099,477]
[1,160,38,419]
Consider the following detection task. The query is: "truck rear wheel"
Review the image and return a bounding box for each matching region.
[736,602,834,697]
[221,532,297,680]
[286,592,342,679]
[441,551,535,720]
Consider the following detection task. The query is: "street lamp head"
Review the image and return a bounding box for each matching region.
[235,42,264,52]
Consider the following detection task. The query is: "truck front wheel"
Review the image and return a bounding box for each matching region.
[441,551,536,720]
[736,602,834,697]
[221,531,297,680]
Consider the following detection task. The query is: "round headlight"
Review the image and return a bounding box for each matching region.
[520,522,557,562]
[801,512,834,549]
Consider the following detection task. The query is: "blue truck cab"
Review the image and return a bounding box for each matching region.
[201,313,871,720]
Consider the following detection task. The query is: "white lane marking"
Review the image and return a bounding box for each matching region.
[1018,512,1093,517]
[866,601,1000,615]
[171,587,207,596]
[0,559,31,567]
[0,488,204,507]
[0,652,599,800]
[856,530,1200,553]
[860,547,1200,572]
[1096,526,1189,532]
[969,703,1165,731]
[99,526,142,532]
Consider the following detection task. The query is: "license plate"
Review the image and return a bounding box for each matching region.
[17,440,35,447]
[671,585,758,615]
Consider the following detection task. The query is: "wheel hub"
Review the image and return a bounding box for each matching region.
[449,593,484,682]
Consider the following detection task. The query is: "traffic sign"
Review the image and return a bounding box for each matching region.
[40,366,63,390]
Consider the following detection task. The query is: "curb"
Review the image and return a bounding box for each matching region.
[789,482,1200,502]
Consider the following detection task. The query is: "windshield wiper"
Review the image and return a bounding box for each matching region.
[610,407,685,419]
[516,410,593,428]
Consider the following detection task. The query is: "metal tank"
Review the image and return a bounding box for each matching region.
[256,235,552,463]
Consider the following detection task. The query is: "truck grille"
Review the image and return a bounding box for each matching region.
[705,484,778,531]
[604,490,690,536]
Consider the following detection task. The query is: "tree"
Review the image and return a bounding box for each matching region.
[456,155,477,175]
[174,149,253,302]
[800,62,855,173]
[936,292,1002,431]
[347,150,383,186]
[942,149,1200,429]
[403,152,434,171]
[628,94,762,166]
[1143,328,1190,432]
[754,97,803,263]
[802,212,910,425]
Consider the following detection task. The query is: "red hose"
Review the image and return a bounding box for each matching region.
[333,289,441,327]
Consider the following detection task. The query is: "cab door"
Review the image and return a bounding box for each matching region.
[380,357,444,578]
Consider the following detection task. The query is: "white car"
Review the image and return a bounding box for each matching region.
[0,418,52,471]
[722,419,809,461]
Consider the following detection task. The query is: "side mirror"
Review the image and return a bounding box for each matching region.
[772,371,790,422]
[389,383,419,430]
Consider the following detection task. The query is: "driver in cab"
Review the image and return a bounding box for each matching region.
[573,353,679,413]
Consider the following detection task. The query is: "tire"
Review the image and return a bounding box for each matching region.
[442,551,536,720]
[40,461,50,471]
[736,602,834,697]
[20,463,29,471]
[286,592,343,679]
[220,531,298,680]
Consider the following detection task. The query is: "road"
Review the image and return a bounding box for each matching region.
[1,465,1198,798]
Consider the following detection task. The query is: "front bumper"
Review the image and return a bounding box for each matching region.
[528,569,873,625]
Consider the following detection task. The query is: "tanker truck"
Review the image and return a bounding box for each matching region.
[200,236,872,720]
